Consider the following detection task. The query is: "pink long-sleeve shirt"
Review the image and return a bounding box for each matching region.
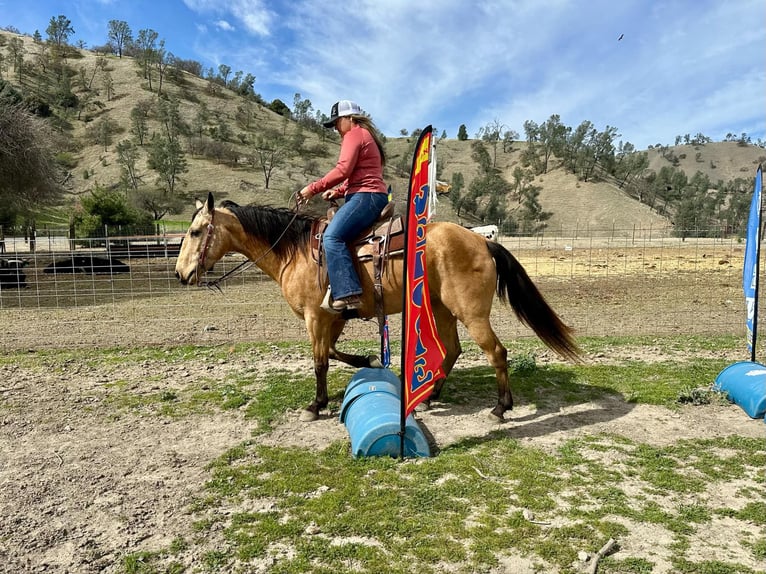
[307,124,387,197]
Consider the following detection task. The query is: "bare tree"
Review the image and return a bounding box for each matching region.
[0,101,63,215]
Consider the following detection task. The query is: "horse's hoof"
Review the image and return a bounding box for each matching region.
[487,411,504,423]
[368,355,384,368]
[300,410,319,422]
[415,401,430,412]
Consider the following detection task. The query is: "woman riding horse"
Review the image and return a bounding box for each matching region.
[175,192,581,422]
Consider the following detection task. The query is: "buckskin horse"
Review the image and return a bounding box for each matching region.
[174,192,581,422]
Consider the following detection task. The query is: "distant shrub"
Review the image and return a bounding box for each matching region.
[55,152,78,169]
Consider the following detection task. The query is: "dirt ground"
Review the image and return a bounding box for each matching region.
[0,240,764,573]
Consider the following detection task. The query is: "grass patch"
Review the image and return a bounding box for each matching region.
[3,336,761,573]
[169,429,763,573]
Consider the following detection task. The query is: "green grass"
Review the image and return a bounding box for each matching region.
[2,335,762,573]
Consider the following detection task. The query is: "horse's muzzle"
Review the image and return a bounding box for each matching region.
[175,269,197,285]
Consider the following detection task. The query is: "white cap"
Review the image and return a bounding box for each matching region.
[323,100,363,127]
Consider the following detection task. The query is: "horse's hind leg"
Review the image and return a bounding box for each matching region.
[429,304,461,403]
[464,317,511,422]
[328,319,383,368]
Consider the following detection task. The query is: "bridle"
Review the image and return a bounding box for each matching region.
[197,209,216,275]
[193,193,305,292]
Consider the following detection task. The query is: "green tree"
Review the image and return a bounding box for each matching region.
[292,92,314,125]
[269,98,291,117]
[131,188,185,224]
[467,140,512,222]
[517,185,551,234]
[75,186,147,237]
[449,172,464,212]
[46,15,75,51]
[7,37,25,74]
[457,124,468,141]
[614,144,649,190]
[130,103,150,145]
[87,117,119,151]
[147,136,188,193]
[248,128,297,189]
[156,96,187,142]
[135,28,158,90]
[218,64,231,85]
[523,114,566,174]
[115,139,142,189]
[107,20,132,58]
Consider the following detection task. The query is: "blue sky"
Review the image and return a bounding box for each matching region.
[2,0,764,149]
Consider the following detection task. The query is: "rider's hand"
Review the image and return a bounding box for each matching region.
[298,185,312,204]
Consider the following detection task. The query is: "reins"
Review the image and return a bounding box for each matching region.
[197,193,305,292]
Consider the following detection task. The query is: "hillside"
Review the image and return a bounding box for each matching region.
[2,29,763,235]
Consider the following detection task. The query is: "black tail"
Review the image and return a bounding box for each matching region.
[487,241,582,362]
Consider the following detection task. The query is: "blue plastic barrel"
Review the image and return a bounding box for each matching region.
[714,361,766,419]
[340,367,431,458]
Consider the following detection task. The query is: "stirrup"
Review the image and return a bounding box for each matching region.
[320,287,339,314]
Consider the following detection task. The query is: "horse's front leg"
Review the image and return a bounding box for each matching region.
[300,355,329,422]
[327,318,382,368]
[301,314,332,422]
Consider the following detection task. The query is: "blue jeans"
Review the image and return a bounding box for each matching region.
[323,192,389,300]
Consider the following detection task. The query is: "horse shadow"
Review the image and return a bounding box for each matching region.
[416,364,637,454]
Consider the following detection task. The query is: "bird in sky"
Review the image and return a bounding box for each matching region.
[618,33,624,41]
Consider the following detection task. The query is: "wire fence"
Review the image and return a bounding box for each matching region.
[0,227,751,352]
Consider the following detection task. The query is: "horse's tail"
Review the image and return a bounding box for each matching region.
[487,241,582,363]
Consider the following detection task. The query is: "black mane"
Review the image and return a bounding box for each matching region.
[220,201,316,259]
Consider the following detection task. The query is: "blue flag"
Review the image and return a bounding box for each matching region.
[744,165,763,355]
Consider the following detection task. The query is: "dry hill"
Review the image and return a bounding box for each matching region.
[2,29,763,235]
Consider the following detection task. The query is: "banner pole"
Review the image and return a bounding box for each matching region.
[752,167,763,362]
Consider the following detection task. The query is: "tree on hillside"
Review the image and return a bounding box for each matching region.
[46,15,75,51]
[292,93,314,126]
[269,98,291,117]
[218,64,231,86]
[476,118,509,167]
[147,136,188,194]
[457,124,468,141]
[449,172,465,212]
[86,116,119,152]
[154,40,171,95]
[248,128,297,189]
[130,102,151,145]
[107,20,132,58]
[522,114,566,174]
[467,140,512,222]
[614,144,649,190]
[559,120,593,175]
[135,28,159,91]
[115,139,142,189]
[0,101,62,225]
[517,185,551,234]
[156,96,188,142]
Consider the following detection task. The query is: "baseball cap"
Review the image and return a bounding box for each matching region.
[323,100,363,128]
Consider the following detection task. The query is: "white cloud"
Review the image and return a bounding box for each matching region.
[214,19,234,32]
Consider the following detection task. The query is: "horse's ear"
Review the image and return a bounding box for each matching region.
[206,192,215,212]
[195,199,204,210]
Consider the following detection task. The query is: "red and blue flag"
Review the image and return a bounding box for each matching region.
[401,126,446,418]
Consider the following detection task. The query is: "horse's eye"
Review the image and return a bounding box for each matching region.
[190,229,202,238]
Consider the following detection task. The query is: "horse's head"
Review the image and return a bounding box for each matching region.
[175,192,231,285]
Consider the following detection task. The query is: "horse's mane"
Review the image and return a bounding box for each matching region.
[219,200,316,259]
